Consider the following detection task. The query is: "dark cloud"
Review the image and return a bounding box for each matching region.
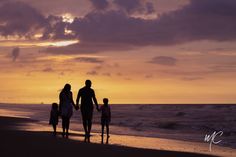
[72,57,104,63]
[113,0,155,15]
[3,0,236,54]
[68,10,156,46]
[153,0,236,44]
[11,47,20,62]
[0,1,47,37]
[114,0,143,14]
[145,2,155,14]
[90,0,109,10]
[68,0,236,47]
[149,56,177,66]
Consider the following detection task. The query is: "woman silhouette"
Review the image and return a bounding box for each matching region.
[59,84,75,138]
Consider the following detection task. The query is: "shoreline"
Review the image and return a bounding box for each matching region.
[0,115,219,157]
[1,116,236,157]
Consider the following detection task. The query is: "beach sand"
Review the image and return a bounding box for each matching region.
[0,116,219,157]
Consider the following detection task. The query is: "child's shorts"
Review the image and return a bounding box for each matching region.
[101,118,110,125]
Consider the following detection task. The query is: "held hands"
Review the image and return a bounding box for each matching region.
[96,105,100,112]
[75,104,79,110]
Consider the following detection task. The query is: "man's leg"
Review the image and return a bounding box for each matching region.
[87,119,92,142]
[81,110,88,141]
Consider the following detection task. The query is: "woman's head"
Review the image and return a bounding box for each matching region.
[63,83,71,92]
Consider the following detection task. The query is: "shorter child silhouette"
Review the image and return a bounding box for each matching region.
[49,103,59,136]
[100,98,111,144]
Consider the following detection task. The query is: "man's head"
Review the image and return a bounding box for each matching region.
[85,80,92,88]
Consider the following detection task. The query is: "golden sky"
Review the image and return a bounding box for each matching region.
[0,0,236,104]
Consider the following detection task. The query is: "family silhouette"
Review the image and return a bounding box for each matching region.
[49,80,111,143]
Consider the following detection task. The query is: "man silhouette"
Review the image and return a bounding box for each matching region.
[76,80,99,142]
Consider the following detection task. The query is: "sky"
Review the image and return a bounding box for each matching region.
[0,0,236,104]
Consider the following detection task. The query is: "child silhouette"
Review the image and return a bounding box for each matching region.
[49,103,59,136]
[100,98,111,144]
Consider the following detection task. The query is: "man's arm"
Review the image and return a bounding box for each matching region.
[92,90,99,111]
[108,106,111,122]
[76,90,81,109]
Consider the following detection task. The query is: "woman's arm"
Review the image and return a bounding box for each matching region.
[70,92,76,109]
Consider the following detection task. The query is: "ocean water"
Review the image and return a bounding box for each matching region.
[0,103,236,148]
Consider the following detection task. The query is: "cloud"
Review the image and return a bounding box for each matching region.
[182,77,204,81]
[11,47,20,62]
[114,0,143,14]
[90,0,109,10]
[72,57,104,63]
[3,0,236,54]
[153,0,236,44]
[145,74,153,78]
[42,67,54,72]
[86,70,98,75]
[43,41,135,54]
[102,72,111,76]
[149,56,177,66]
[0,1,47,37]
[145,2,155,14]
[209,64,236,73]
[71,0,236,45]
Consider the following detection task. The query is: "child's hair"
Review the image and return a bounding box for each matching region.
[52,103,58,110]
[103,98,109,105]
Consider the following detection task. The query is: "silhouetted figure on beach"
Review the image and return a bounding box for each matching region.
[100,98,111,144]
[76,80,99,142]
[59,84,76,138]
[49,103,59,136]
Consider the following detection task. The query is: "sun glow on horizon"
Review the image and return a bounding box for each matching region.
[0,40,79,48]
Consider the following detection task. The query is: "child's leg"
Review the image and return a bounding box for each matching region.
[106,123,110,137]
[101,123,104,143]
[106,123,110,144]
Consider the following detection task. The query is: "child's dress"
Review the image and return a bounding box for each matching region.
[49,109,59,125]
[100,105,111,125]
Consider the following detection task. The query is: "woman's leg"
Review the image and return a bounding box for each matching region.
[53,124,56,135]
[62,116,66,137]
[66,117,70,137]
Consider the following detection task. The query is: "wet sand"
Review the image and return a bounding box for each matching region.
[0,116,218,157]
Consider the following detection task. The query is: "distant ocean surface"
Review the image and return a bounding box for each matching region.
[0,103,235,148]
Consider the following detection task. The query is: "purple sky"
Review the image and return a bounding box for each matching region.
[0,0,236,104]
